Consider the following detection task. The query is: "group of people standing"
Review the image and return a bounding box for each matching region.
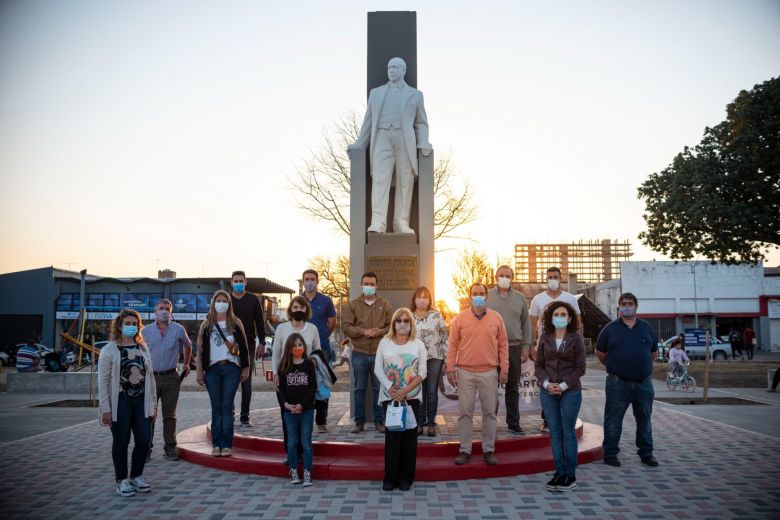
[97,265,662,496]
[729,326,756,360]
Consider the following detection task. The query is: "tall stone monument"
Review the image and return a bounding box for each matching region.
[348,11,435,312]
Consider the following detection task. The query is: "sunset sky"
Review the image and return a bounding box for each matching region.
[1,0,779,307]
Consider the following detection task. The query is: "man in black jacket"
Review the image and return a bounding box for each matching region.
[230,270,266,428]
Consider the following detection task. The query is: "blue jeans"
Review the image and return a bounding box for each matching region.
[110,393,152,482]
[540,389,582,477]
[283,409,314,471]
[603,374,654,459]
[352,351,384,424]
[422,358,444,426]
[204,362,241,449]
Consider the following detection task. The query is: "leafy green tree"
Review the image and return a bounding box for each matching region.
[638,77,779,263]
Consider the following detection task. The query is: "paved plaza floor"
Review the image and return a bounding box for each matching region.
[1,368,778,519]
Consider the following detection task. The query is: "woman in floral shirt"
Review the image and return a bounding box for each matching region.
[411,286,448,437]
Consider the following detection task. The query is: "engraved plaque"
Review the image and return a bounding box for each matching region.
[366,255,418,290]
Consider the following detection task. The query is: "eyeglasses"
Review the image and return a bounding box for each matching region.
[395,319,411,324]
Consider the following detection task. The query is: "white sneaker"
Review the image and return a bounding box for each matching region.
[302,469,313,487]
[130,475,152,493]
[116,479,136,497]
[289,468,301,485]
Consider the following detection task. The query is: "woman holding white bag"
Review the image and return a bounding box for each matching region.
[374,307,427,492]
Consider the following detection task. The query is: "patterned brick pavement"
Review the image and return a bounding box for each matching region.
[1,376,779,519]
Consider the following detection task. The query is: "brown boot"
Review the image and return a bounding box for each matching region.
[455,452,472,465]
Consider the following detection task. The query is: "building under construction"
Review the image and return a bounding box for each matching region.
[514,239,632,283]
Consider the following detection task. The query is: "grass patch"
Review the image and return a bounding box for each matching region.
[655,397,766,405]
[585,359,776,388]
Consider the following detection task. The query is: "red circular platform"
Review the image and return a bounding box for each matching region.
[178,411,603,481]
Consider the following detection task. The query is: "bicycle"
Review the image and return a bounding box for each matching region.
[666,361,696,392]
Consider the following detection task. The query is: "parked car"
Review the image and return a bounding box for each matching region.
[658,336,732,361]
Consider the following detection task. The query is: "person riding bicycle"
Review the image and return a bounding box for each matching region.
[668,339,689,377]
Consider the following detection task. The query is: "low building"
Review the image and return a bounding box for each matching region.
[0,267,294,349]
[586,261,779,351]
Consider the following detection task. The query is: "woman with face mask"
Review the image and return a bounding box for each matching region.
[98,308,157,497]
[534,301,586,493]
[374,308,427,491]
[195,290,250,457]
[410,286,448,437]
[278,333,318,487]
[271,296,321,462]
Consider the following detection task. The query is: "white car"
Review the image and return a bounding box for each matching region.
[658,336,732,361]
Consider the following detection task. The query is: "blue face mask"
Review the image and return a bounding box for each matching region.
[121,325,138,337]
[471,296,486,308]
[619,306,636,317]
[362,285,376,297]
[233,283,245,293]
[552,316,569,329]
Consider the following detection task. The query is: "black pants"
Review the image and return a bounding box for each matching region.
[382,399,419,487]
[505,345,523,428]
[315,399,328,425]
[111,393,151,482]
[746,344,754,360]
[731,343,743,359]
[772,366,780,390]
[239,346,255,422]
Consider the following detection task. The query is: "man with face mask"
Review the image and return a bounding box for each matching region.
[342,272,393,433]
[486,265,531,435]
[596,292,659,468]
[447,283,509,466]
[530,267,582,432]
[141,299,192,461]
[230,270,266,428]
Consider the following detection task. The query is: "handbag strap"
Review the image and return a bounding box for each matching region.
[214,322,230,344]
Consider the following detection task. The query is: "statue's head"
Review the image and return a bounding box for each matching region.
[387,57,406,82]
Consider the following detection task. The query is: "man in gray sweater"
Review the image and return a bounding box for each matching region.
[487,265,532,434]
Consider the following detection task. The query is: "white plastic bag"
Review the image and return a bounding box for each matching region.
[404,401,417,429]
[385,400,406,432]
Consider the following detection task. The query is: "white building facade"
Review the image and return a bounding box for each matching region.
[590,261,778,351]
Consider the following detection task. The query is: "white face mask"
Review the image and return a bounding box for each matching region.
[214,301,229,314]
[497,276,512,289]
[547,279,560,291]
[396,322,411,335]
[156,310,170,322]
[415,298,429,310]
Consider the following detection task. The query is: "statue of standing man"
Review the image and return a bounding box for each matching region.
[349,57,432,234]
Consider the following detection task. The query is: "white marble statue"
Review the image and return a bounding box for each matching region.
[348,57,432,234]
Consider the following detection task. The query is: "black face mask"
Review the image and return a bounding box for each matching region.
[291,310,307,322]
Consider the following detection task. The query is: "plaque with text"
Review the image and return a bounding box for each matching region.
[366,256,418,290]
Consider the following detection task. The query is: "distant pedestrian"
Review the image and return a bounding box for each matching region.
[302,268,337,432]
[16,340,40,372]
[141,298,192,461]
[596,292,659,468]
[743,327,756,360]
[98,309,157,497]
[195,290,251,458]
[411,286,448,437]
[447,283,509,466]
[668,338,689,377]
[333,337,351,368]
[278,333,317,487]
[729,328,744,360]
[375,308,426,491]
[535,301,586,492]
[229,270,266,428]
[768,366,780,392]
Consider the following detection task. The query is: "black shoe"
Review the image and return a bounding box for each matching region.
[507,425,525,435]
[240,420,253,428]
[399,483,411,491]
[381,482,394,491]
[768,388,777,393]
[604,457,621,467]
[556,475,577,491]
[546,473,562,491]
[641,456,659,467]
[164,447,180,461]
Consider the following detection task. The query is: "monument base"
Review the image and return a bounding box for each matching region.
[177,404,604,481]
